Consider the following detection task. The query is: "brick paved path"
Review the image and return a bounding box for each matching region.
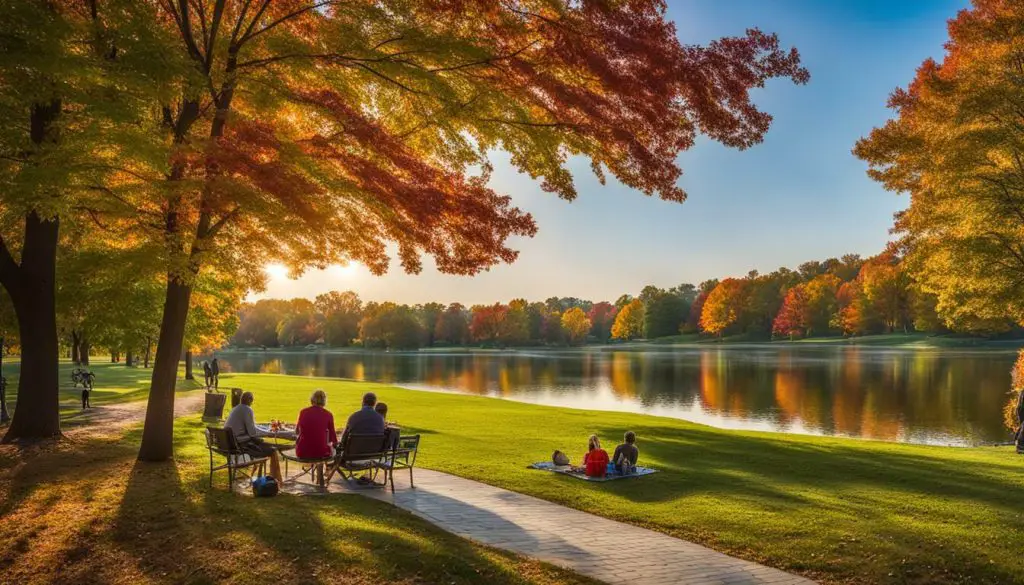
[292,469,814,585]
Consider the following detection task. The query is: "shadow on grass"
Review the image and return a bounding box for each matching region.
[596,424,1023,511]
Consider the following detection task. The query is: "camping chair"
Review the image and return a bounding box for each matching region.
[205,427,269,492]
[374,434,421,493]
[326,433,388,485]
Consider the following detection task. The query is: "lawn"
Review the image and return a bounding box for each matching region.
[228,373,1024,585]
[1,360,202,422]
[0,387,594,585]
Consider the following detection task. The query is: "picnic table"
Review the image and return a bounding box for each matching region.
[256,423,297,447]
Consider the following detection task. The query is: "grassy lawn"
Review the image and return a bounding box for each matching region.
[1,360,203,422]
[227,373,1024,585]
[0,388,594,584]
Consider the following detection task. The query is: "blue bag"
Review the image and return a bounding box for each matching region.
[251,476,279,497]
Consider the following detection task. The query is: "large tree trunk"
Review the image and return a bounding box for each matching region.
[80,336,90,366]
[138,278,193,461]
[0,336,8,424]
[144,336,152,368]
[2,211,61,442]
[184,350,193,380]
[70,331,81,364]
[126,350,134,367]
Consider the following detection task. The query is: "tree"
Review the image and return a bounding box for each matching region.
[859,255,910,333]
[132,1,806,459]
[0,0,174,440]
[700,279,748,336]
[416,303,445,347]
[611,299,645,340]
[802,273,841,337]
[502,299,531,345]
[232,299,295,347]
[643,291,688,338]
[435,303,470,345]
[773,285,808,339]
[359,303,423,349]
[315,291,362,347]
[276,299,320,346]
[561,307,591,345]
[470,304,508,345]
[854,1,1024,332]
[587,302,617,342]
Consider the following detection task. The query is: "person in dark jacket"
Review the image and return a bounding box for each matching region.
[202,361,213,389]
[211,358,220,390]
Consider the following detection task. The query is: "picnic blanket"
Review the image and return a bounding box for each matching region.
[528,461,658,482]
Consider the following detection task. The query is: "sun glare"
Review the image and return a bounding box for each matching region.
[263,263,289,279]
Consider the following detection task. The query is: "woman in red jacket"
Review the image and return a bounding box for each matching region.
[295,389,338,459]
[583,434,609,478]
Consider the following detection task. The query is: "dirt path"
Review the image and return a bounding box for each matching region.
[59,391,207,439]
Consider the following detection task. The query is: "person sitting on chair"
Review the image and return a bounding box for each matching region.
[375,401,401,449]
[611,431,639,475]
[225,391,281,481]
[341,392,385,448]
[295,389,338,459]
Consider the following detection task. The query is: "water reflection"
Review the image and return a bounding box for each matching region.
[208,346,1017,446]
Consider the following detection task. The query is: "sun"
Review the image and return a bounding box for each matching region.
[263,263,289,279]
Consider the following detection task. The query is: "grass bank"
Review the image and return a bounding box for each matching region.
[0,373,593,585]
[230,373,1024,585]
[650,332,1024,349]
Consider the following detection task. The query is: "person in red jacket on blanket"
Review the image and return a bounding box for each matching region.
[583,434,610,478]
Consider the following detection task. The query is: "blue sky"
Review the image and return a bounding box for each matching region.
[258,0,968,305]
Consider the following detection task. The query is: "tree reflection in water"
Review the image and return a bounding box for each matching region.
[206,346,1017,445]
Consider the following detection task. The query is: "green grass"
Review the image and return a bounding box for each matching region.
[1,360,202,422]
[228,373,1024,585]
[648,332,1024,349]
[0,388,594,584]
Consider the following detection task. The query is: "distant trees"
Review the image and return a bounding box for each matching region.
[315,292,362,347]
[611,299,645,340]
[588,302,618,342]
[230,247,1010,349]
[561,308,591,345]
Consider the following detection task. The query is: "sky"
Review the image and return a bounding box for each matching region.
[256,0,969,306]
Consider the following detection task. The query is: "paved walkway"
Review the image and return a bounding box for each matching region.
[284,469,814,585]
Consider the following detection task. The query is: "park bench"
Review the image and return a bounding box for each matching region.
[205,427,269,492]
[280,448,334,487]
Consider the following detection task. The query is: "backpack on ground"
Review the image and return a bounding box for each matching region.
[251,475,279,497]
[552,450,570,466]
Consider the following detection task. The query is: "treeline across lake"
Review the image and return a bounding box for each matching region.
[234,249,1020,351]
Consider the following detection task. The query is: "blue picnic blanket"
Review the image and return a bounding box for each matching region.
[528,461,658,482]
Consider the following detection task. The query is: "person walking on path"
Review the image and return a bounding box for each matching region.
[211,358,220,390]
[202,361,213,390]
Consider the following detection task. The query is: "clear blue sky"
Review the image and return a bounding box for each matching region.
[258,0,967,305]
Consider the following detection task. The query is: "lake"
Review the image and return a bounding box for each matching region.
[209,345,1019,446]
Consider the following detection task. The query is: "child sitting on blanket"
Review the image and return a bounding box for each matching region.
[611,431,639,475]
[583,434,609,478]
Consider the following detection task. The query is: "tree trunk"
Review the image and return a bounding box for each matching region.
[0,336,8,424]
[138,278,193,461]
[70,331,81,364]
[80,337,90,366]
[1,211,61,442]
[184,350,193,380]
[126,350,134,367]
[144,337,151,368]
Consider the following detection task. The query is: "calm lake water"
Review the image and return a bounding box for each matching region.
[210,346,1019,446]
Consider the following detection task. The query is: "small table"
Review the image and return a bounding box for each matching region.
[256,424,297,446]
